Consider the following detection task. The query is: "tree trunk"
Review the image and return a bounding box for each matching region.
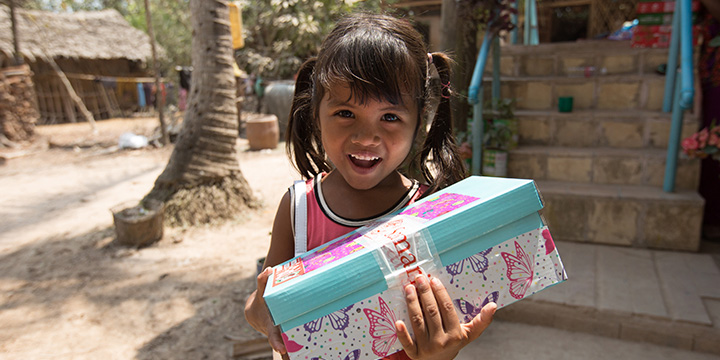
[442,0,478,134]
[145,0,258,227]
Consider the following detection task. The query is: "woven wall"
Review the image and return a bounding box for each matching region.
[589,0,638,37]
[537,0,639,40]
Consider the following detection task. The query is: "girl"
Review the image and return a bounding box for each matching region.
[245,13,496,360]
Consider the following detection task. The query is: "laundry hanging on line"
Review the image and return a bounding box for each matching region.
[137,83,146,107]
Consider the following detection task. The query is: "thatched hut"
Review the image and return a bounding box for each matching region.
[0,5,163,124]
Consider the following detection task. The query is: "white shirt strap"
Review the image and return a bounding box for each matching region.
[292,180,308,257]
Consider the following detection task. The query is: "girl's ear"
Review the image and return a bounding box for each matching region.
[287,57,328,179]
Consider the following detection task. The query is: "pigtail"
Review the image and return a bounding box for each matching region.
[286,57,331,179]
[417,53,467,193]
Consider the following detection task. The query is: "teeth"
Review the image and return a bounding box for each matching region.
[350,154,380,161]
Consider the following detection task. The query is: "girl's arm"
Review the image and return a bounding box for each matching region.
[396,274,496,360]
[244,190,295,354]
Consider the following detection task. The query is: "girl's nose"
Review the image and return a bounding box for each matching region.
[351,124,381,146]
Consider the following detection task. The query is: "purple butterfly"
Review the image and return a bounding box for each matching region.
[445,248,492,284]
[303,304,354,341]
[453,291,499,323]
[311,349,360,360]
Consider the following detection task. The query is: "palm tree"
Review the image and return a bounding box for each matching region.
[144,0,258,226]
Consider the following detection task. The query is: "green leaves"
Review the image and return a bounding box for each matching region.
[235,0,384,79]
[457,0,517,35]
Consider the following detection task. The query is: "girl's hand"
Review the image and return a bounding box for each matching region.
[395,274,496,360]
[244,267,286,354]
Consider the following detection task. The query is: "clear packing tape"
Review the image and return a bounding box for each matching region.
[354,216,444,318]
[351,216,441,290]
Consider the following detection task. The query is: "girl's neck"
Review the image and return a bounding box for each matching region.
[320,170,415,220]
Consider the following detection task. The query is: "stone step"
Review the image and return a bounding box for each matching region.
[486,40,670,77]
[486,73,668,111]
[496,241,720,356]
[508,146,700,190]
[535,180,704,251]
[514,109,699,150]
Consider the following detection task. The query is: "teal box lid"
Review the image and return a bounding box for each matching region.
[263,176,545,330]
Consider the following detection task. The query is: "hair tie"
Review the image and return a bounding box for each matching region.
[427,53,433,65]
[441,82,451,99]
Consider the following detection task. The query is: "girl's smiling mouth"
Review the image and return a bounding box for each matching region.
[348,153,382,169]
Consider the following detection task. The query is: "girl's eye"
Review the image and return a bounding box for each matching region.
[382,113,400,122]
[336,110,354,118]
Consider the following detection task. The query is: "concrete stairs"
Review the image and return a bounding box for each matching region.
[488,40,705,251]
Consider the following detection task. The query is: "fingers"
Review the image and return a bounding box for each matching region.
[401,280,423,355]
[402,275,458,342]
[248,267,286,353]
[429,276,461,334]
[268,325,287,354]
[395,319,414,354]
[256,267,272,297]
[399,275,469,359]
[415,275,444,338]
[463,302,497,342]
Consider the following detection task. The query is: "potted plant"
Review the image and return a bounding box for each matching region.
[456,98,518,177]
[482,98,518,177]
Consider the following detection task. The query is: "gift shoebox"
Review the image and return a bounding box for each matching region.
[264,176,568,360]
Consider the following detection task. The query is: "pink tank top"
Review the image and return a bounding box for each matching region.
[294,173,427,251]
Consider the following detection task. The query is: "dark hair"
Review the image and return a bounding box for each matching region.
[286,13,466,193]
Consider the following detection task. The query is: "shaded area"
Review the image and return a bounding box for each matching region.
[0,225,265,359]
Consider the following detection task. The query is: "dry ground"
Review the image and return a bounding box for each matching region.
[0,117,297,359]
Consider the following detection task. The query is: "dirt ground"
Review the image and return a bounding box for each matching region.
[0,116,298,359]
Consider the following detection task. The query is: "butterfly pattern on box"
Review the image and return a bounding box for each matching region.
[363,297,399,357]
[283,225,565,360]
[303,304,354,341]
[453,291,499,323]
[445,248,491,284]
[501,241,534,299]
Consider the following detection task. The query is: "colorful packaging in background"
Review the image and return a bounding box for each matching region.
[263,176,568,360]
[637,12,698,26]
[632,24,701,48]
[636,0,700,15]
[632,0,701,48]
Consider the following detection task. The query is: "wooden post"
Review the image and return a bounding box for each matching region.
[144,0,170,146]
[61,78,77,123]
[63,90,77,123]
[37,76,51,124]
[52,77,64,123]
[84,79,101,118]
[9,0,23,66]
[107,87,121,117]
[46,57,96,129]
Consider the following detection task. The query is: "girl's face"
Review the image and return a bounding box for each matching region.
[318,84,418,191]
